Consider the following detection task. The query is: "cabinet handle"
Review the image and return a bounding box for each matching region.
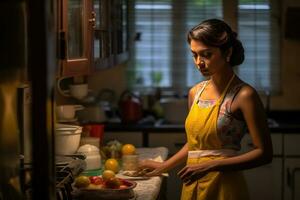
[89,11,96,28]
[287,167,292,188]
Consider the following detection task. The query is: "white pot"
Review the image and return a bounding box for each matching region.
[160,98,188,124]
[77,144,101,170]
[55,125,82,155]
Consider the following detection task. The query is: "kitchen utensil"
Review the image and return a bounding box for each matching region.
[57,77,89,100]
[77,144,101,170]
[77,104,107,123]
[160,98,188,124]
[56,104,84,120]
[119,90,143,123]
[55,124,82,155]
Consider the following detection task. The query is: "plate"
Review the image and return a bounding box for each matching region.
[116,171,150,180]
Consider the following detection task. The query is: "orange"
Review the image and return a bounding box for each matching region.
[121,144,136,155]
[74,175,90,188]
[104,158,120,173]
[102,169,116,181]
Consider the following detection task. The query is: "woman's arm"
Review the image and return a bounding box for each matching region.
[138,85,201,176]
[179,86,273,184]
[139,143,189,176]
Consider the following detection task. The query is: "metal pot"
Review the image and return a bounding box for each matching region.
[160,98,188,124]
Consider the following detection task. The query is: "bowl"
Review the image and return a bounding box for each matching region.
[73,179,137,200]
[55,125,82,155]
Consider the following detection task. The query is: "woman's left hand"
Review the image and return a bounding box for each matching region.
[177,160,219,185]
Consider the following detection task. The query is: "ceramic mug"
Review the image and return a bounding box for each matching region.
[57,77,89,100]
[56,104,84,120]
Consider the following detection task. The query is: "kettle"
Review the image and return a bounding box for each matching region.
[119,90,143,123]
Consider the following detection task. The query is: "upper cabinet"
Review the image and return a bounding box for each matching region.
[93,0,129,70]
[59,0,93,76]
[58,0,129,77]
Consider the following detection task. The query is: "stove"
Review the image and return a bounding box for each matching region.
[21,155,86,200]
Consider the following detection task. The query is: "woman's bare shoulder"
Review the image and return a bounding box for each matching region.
[189,81,207,96]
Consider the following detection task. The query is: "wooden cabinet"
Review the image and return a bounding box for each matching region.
[58,0,93,76]
[92,0,129,70]
[284,134,300,200]
[240,133,283,200]
[58,0,129,77]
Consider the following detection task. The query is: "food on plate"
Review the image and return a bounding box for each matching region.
[121,144,136,155]
[86,183,104,190]
[122,168,152,177]
[74,175,91,188]
[74,175,134,190]
[104,158,120,173]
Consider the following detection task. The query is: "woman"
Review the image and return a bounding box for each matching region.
[138,19,273,200]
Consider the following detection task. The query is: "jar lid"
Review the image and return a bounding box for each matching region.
[77,144,99,154]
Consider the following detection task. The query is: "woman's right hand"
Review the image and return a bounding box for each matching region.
[137,159,165,177]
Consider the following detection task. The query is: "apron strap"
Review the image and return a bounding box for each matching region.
[216,74,235,105]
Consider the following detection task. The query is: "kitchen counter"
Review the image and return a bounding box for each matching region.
[132,147,168,200]
[103,116,300,147]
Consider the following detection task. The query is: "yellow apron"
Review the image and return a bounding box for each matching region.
[181,75,249,200]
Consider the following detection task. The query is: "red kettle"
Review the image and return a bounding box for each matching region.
[119,90,143,123]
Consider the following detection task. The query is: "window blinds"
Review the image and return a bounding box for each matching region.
[237,0,280,93]
[128,0,280,94]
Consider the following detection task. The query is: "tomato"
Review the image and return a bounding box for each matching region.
[89,176,103,185]
[105,177,121,189]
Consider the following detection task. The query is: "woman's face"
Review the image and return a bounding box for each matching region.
[190,39,227,77]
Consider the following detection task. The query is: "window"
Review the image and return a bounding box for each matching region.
[128,0,280,94]
[237,0,280,93]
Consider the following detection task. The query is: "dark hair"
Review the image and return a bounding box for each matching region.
[187,19,244,66]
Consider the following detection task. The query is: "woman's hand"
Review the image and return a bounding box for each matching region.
[177,160,219,185]
[137,159,165,176]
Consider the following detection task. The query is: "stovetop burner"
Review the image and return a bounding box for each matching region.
[21,154,87,200]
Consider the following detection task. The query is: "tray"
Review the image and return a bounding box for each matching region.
[72,179,137,200]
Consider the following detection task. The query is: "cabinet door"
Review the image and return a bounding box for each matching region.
[240,134,283,200]
[243,158,282,200]
[284,158,300,200]
[60,0,93,76]
[284,134,300,200]
[92,0,128,70]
